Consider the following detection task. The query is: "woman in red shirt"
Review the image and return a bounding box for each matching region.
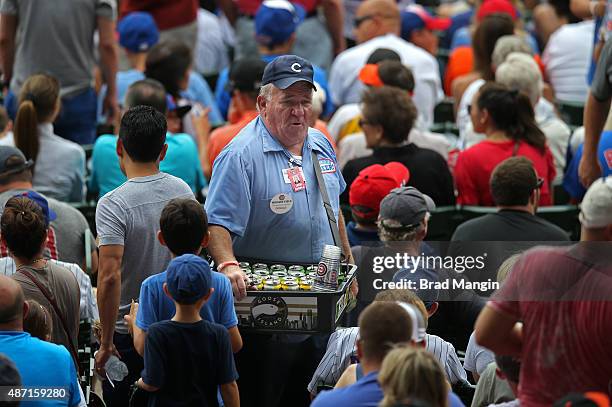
[455,82,556,206]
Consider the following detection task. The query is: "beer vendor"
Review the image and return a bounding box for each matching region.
[204,55,352,300]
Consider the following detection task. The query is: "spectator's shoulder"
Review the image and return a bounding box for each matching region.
[141,271,166,290]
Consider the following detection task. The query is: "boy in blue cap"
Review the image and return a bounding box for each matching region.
[136,254,239,406]
[125,198,242,356]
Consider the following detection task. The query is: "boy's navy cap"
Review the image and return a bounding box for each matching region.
[261,55,317,90]
[166,254,212,304]
[118,12,160,53]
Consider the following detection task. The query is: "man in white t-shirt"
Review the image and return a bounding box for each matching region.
[328,0,442,128]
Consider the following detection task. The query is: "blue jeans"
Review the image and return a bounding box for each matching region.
[5,87,97,145]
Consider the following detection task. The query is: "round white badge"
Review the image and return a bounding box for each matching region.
[269,193,293,214]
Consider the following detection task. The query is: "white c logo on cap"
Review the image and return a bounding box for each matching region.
[291,63,302,73]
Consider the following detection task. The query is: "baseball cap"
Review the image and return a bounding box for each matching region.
[261,55,317,90]
[166,254,213,304]
[255,0,306,47]
[553,393,610,407]
[0,146,34,178]
[379,186,436,229]
[477,0,518,21]
[117,12,160,53]
[401,5,451,39]
[359,60,415,91]
[349,163,410,219]
[579,176,612,228]
[14,191,57,226]
[227,58,266,93]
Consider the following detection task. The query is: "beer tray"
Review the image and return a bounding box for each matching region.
[231,261,358,334]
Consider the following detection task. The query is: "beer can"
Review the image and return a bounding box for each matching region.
[239,262,251,270]
[254,270,270,278]
[289,265,305,273]
[253,263,268,272]
[270,264,287,273]
[288,271,305,279]
[263,277,281,290]
[282,281,300,291]
[281,276,297,283]
[299,278,313,291]
[306,265,317,273]
[313,245,341,291]
[272,271,288,278]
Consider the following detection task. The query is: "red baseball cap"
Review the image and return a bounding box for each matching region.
[349,162,410,219]
[477,0,518,21]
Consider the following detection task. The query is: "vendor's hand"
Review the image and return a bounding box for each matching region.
[223,265,247,300]
[579,152,602,188]
[95,343,120,378]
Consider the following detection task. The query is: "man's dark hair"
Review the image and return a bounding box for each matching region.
[0,155,33,186]
[495,355,521,383]
[362,86,417,144]
[366,48,401,64]
[119,105,167,163]
[473,13,515,81]
[378,61,415,92]
[145,40,192,97]
[160,199,208,255]
[490,156,539,206]
[124,79,168,113]
[358,302,413,362]
[1,197,47,260]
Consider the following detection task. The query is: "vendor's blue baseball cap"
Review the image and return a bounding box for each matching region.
[262,55,317,90]
[166,254,212,304]
[118,12,160,53]
[255,0,306,47]
[14,191,57,226]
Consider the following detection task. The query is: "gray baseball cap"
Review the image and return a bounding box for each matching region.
[379,186,436,229]
[0,146,33,178]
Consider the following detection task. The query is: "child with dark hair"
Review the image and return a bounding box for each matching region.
[2,195,80,354]
[23,299,53,341]
[136,254,239,407]
[125,198,242,357]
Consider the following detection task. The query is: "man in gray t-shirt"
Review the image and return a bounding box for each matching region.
[95,106,194,406]
[0,0,119,144]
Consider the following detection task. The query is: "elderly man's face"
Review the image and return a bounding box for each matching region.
[259,82,313,151]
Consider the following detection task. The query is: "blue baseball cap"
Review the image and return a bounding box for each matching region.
[166,254,212,304]
[255,0,306,47]
[118,12,160,53]
[14,191,56,226]
[262,55,317,90]
[401,5,451,39]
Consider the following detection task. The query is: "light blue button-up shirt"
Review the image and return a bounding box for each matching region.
[205,116,346,263]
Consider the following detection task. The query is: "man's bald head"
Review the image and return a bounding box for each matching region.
[354,0,400,44]
[0,275,24,327]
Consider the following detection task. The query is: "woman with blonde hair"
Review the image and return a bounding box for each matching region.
[379,346,449,407]
[14,74,85,202]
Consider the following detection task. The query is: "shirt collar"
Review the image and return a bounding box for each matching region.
[258,117,316,154]
[37,123,53,138]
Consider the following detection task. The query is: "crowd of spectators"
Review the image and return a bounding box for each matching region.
[0,0,611,406]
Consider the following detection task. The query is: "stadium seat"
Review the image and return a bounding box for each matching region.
[427,205,463,241]
[433,97,455,124]
[536,205,580,240]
